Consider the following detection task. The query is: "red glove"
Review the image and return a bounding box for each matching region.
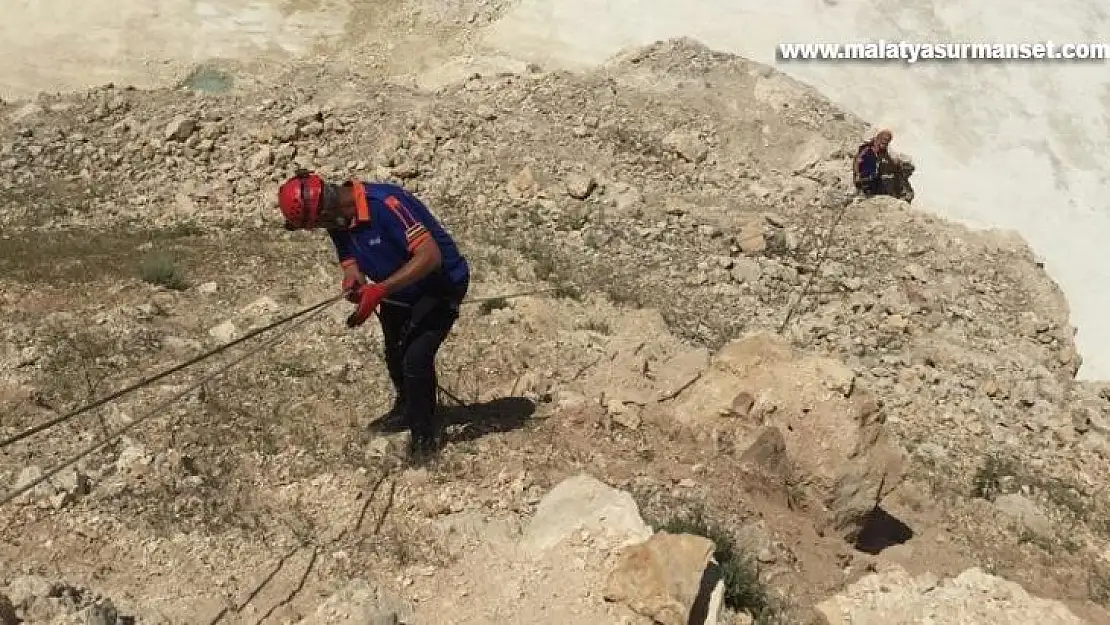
[346,283,387,328]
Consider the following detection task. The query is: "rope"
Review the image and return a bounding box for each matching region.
[381,287,563,309]
[777,195,853,334]
[0,286,559,451]
[0,297,339,509]
[376,287,562,404]
[0,295,344,451]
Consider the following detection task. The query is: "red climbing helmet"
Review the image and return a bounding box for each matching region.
[277,169,324,229]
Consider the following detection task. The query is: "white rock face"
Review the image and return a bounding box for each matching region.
[520,473,653,555]
[480,0,1110,381]
[815,565,1088,625]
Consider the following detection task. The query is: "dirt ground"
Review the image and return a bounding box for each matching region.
[2,6,1110,624]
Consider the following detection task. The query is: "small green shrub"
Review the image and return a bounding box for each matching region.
[139,251,188,290]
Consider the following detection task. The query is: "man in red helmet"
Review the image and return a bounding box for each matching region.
[277,169,470,463]
[853,129,915,202]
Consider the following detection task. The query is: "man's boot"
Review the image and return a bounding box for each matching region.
[403,375,441,466]
[371,396,408,433]
[406,429,440,467]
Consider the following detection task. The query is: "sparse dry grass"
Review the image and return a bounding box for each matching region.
[138,250,189,290]
[576,318,611,334]
[971,452,1092,523]
[1089,565,1110,607]
[0,225,205,285]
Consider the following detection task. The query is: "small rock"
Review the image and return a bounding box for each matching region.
[737,521,777,564]
[420,494,451,518]
[611,407,643,430]
[240,296,281,320]
[475,104,497,120]
[248,146,274,170]
[509,166,538,197]
[842,277,863,291]
[366,437,394,460]
[739,426,790,476]
[14,466,52,501]
[662,130,709,163]
[822,362,856,396]
[737,225,765,254]
[290,104,323,126]
[728,392,756,418]
[275,143,297,161]
[555,390,589,411]
[914,442,947,463]
[522,474,652,554]
[163,336,202,355]
[17,346,38,367]
[116,437,152,473]
[994,493,1053,536]
[566,173,597,200]
[197,281,218,294]
[294,578,401,625]
[5,575,57,609]
[653,348,710,401]
[209,321,237,343]
[730,258,762,284]
[78,603,119,625]
[391,162,420,179]
[763,212,786,228]
[164,115,197,141]
[816,565,1086,624]
[55,468,89,498]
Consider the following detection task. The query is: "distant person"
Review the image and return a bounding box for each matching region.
[276,169,471,464]
[853,129,915,203]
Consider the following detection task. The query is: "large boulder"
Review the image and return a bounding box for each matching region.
[604,531,725,625]
[520,473,653,556]
[669,331,908,542]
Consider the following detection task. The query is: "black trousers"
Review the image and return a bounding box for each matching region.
[856,176,883,196]
[377,279,467,439]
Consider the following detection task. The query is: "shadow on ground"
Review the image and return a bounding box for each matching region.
[441,396,536,443]
[854,506,915,555]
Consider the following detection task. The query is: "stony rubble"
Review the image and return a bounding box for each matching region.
[1,576,134,625]
[294,579,400,625]
[0,30,1109,625]
[814,564,1087,624]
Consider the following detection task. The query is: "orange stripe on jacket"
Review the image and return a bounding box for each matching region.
[384,194,431,251]
[384,195,421,229]
[350,180,371,224]
[406,231,432,253]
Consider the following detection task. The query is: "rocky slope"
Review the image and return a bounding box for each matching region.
[2,37,1110,624]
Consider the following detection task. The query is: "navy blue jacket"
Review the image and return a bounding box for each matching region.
[328,182,469,304]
